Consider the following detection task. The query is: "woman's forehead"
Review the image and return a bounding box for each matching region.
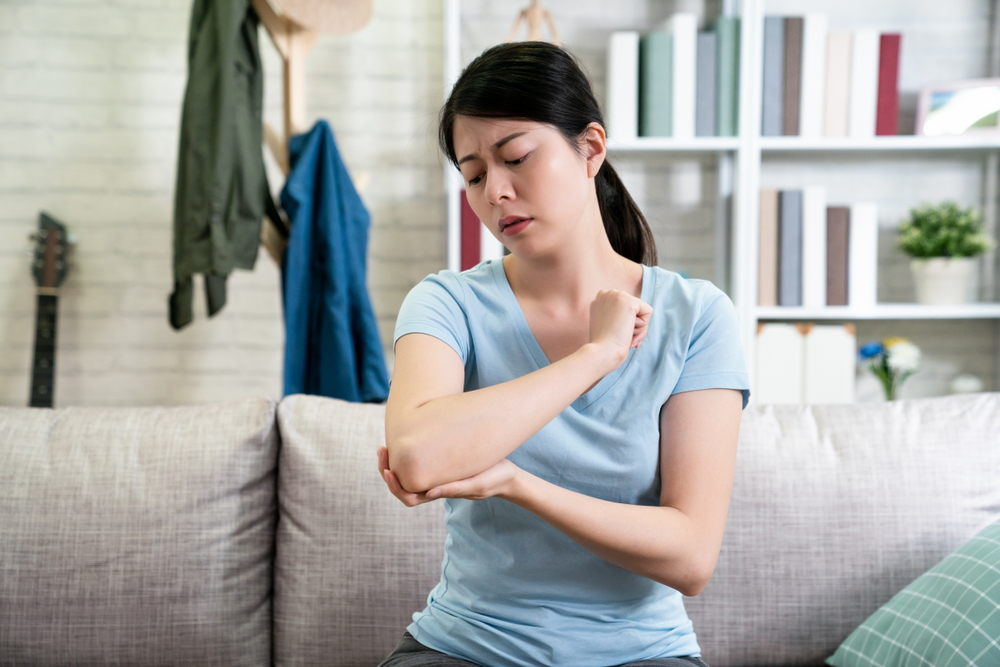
[453,117,554,157]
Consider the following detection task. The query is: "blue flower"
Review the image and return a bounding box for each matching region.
[858,342,883,359]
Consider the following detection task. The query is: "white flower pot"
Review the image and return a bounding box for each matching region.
[909,257,977,305]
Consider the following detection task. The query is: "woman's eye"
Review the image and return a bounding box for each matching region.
[507,155,527,166]
[468,174,483,186]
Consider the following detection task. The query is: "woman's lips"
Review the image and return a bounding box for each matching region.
[502,218,532,236]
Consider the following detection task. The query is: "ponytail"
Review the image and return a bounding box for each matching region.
[595,162,657,266]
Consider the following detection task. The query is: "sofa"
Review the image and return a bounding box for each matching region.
[1,391,999,667]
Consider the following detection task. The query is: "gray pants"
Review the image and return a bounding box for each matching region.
[378,632,711,667]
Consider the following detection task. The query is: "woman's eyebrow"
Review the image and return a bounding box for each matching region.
[457,131,529,165]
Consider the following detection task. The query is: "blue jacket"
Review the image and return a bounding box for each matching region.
[280,120,389,403]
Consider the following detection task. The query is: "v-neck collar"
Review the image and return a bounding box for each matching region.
[490,258,653,412]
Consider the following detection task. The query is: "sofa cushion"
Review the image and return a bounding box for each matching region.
[0,397,278,667]
[826,515,1000,667]
[274,395,447,667]
[684,393,1000,667]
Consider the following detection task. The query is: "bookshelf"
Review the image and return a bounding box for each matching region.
[443,0,1000,398]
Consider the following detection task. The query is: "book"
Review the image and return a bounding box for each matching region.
[696,31,717,137]
[801,186,827,308]
[849,29,880,137]
[778,189,803,307]
[607,31,640,140]
[848,202,878,309]
[799,14,828,138]
[715,16,741,137]
[762,16,785,136]
[826,206,850,306]
[667,13,698,139]
[783,17,804,136]
[758,189,779,307]
[755,323,804,403]
[803,323,857,404]
[639,30,672,137]
[824,32,852,136]
[460,189,480,271]
[876,33,902,136]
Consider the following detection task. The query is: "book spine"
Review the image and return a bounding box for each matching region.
[758,189,779,306]
[696,31,718,137]
[801,185,827,308]
[639,30,672,137]
[669,13,698,138]
[824,32,852,136]
[826,206,850,306]
[876,33,901,136]
[799,14,828,138]
[849,202,879,309]
[778,189,803,307]
[715,16,741,137]
[460,189,480,271]
[761,16,785,136]
[782,17,804,136]
[849,29,880,137]
[607,31,640,140]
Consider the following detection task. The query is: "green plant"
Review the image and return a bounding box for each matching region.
[896,201,996,258]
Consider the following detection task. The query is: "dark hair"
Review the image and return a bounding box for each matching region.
[439,41,657,266]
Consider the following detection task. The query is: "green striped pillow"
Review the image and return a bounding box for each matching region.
[827,517,1000,667]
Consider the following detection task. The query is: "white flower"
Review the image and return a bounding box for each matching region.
[951,373,983,394]
[886,340,921,372]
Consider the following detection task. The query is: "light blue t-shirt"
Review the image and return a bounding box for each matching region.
[392,259,751,667]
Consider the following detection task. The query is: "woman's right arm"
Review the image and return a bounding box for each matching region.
[385,289,651,494]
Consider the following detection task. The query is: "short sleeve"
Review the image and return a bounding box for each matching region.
[393,273,471,364]
[671,289,751,410]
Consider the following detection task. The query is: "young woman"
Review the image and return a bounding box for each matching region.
[377,41,750,667]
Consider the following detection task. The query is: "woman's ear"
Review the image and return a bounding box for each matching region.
[583,122,607,179]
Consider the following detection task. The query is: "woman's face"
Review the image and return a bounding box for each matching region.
[452,116,605,257]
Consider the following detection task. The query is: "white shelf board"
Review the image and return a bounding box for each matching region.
[606,137,741,152]
[760,134,1000,153]
[756,303,1000,320]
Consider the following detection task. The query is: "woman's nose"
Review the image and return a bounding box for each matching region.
[484,170,513,205]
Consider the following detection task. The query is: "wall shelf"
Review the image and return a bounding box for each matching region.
[757,303,1000,320]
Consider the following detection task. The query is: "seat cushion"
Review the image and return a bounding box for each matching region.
[684,392,1000,667]
[0,397,278,667]
[274,395,447,667]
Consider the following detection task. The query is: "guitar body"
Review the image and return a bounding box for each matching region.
[29,213,69,408]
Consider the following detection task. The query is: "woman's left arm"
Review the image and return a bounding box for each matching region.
[377,386,743,597]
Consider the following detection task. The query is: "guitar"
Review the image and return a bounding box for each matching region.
[29,212,70,408]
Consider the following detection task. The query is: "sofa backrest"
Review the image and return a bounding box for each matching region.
[0,397,279,667]
[273,394,446,667]
[272,392,1000,667]
[684,392,1000,666]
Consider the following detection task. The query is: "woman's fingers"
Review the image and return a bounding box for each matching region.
[377,445,433,507]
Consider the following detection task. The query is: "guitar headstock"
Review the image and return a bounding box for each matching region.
[31,212,69,291]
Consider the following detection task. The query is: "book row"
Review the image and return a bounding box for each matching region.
[758,188,878,309]
[754,322,857,404]
[606,14,741,139]
[762,16,902,137]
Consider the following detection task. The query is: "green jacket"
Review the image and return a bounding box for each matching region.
[169,0,269,329]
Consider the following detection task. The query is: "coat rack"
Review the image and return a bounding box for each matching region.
[251,0,372,265]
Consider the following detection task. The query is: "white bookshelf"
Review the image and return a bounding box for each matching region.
[443,0,1000,396]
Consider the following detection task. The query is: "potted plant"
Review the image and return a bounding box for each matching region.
[896,201,996,305]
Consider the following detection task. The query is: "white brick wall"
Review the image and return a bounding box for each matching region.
[0,0,445,407]
[0,0,996,407]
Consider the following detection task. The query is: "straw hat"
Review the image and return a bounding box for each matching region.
[268,0,372,34]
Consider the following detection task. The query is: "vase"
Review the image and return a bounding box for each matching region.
[909,257,977,305]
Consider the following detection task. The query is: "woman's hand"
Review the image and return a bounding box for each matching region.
[588,289,653,372]
[378,446,522,506]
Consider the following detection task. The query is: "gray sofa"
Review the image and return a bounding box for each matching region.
[2,392,999,667]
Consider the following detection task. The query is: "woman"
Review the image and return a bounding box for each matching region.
[377,41,750,667]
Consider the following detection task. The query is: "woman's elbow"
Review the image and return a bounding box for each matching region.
[385,435,433,494]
